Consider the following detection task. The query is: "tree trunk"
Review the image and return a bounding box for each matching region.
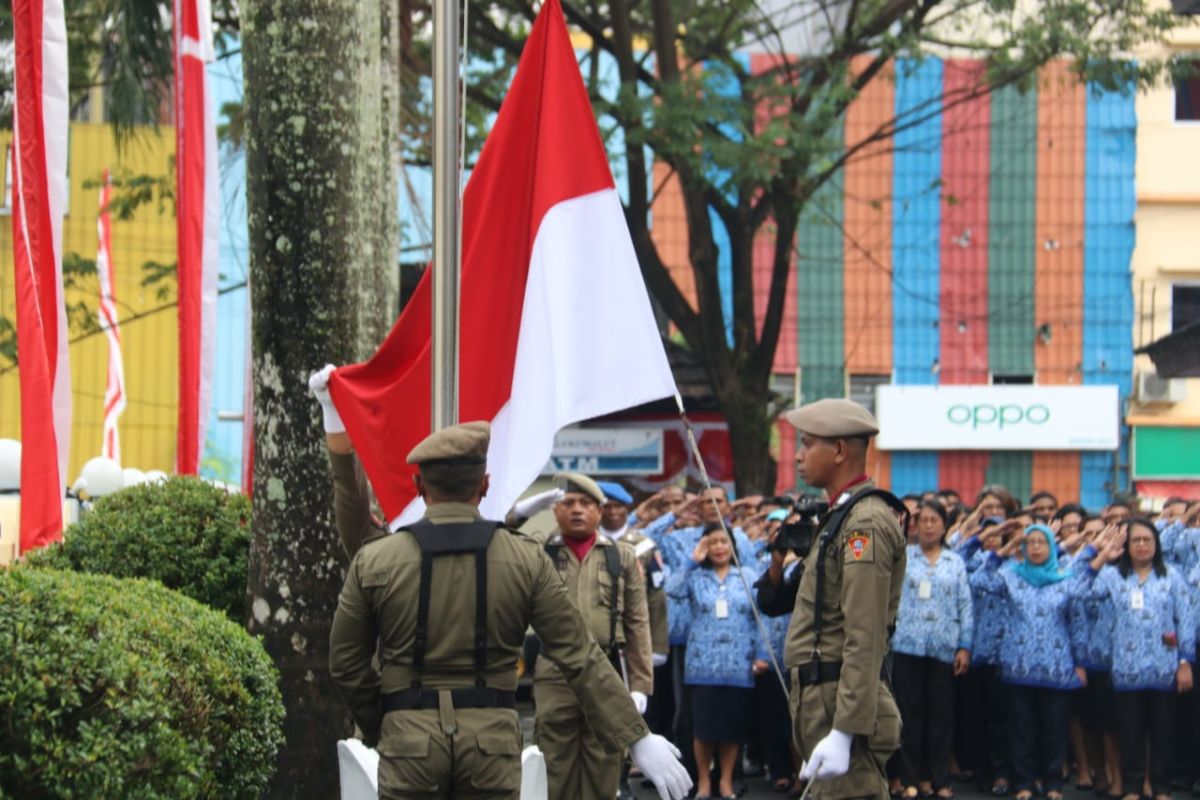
[715,376,778,496]
[242,0,394,794]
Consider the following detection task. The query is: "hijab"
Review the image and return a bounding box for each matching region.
[1008,524,1071,587]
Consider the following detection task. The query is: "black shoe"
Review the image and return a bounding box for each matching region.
[742,758,764,778]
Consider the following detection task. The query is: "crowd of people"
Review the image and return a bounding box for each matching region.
[598,482,1200,800]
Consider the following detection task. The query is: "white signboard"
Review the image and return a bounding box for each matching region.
[875,385,1120,451]
[541,428,664,475]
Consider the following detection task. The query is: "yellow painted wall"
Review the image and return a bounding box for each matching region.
[1130,16,1200,424]
[0,123,179,482]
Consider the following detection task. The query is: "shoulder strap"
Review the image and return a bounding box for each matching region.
[405,519,500,689]
[810,489,907,662]
[603,544,622,652]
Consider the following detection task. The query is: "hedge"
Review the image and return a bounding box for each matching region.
[0,568,284,798]
[26,476,251,620]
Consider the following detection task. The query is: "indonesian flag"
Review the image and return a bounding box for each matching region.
[11,0,70,551]
[173,0,220,474]
[328,0,676,526]
[96,171,127,464]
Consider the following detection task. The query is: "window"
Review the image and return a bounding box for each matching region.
[1173,284,1200,330]
[1175,60,1200,121]
[849,374,890,415]
[993,374,1034,385]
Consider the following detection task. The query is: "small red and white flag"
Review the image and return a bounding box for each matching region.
[11,0,70,551]
[96,171,126,464]
[173,0,220,474]
[329,0,676,525]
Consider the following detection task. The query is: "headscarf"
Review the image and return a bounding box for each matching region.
[1008,524,1071,587]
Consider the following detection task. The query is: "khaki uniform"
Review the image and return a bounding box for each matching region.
[328,454,649,800]
[535,531,653,800]
[614,528,669,656]
[784,481,906,800]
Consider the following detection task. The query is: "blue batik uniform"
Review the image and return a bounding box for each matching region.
[892,545,974,664]
[667,561,769,688]
[1160,521,1200,576]
[1082,565,1195,691]
[969,552,1085,689]
[956,538,1004,666]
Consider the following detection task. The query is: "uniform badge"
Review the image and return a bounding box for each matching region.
[847,532,870,561]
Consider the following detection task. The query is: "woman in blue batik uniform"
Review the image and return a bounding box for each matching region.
[969,523,1087,800]
[891,501,974,800]
[667,525,769,800]
[1084,517,1194,800]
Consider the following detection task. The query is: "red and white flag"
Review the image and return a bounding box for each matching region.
[96,171,126,464]
[11,0,70,551]
[329,0,676,526]
[173,0,220,474]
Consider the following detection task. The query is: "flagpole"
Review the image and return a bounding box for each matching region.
[431,0,461,430]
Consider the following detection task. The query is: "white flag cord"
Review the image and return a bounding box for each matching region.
[672,391,792,702]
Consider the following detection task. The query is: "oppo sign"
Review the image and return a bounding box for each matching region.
[876,385,1119,451]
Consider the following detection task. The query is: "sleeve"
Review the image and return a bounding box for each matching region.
[621,547,654,695]
[528,547,650,752]
[833,522,900,735]
[641,511,676,544]
[1173,572,1196,662]
[329,450,377,561]
[328,555,383,745]
[666,560,697,599]
[956,560,974,652]
[954,535,982,566]
[968,552,1005,595]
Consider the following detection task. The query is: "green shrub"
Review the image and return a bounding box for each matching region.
[27,476,250,620]
[0,568,285,799]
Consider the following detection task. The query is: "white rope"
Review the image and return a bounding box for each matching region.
[671,392,792,701]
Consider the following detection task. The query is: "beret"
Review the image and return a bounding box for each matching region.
[597,481,633,505]
[406,421,491,465]
[556,472,605,505]
[783,398,879,438]
[767,508,790,522]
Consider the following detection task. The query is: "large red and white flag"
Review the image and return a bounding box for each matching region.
[329,0,676,525]
[11,0,70,551]
[96,171,126,463]
[174,0,220,474]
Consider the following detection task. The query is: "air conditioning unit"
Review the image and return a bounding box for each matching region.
[1136,371,1188,405]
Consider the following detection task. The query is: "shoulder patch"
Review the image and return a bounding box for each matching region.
[846,531,874,563]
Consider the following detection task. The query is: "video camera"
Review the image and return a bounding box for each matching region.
[770,494,830,553]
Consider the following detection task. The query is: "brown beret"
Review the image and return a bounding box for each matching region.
[556,472,605,505]
[406,421,491,465]
[784,398,879,438]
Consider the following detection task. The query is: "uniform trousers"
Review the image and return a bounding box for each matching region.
[670,644,698,776]
[755,670,794,782]
[534,679,623,800]
[377,704,522,799]
[1006,684,1070,794]
[791,672,902,800]
[958,664,1010,785]
[891,653,955,789]
[1114,689,1174,796]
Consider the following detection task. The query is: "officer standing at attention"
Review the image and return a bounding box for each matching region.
[312,370,691,800]
[532,473,654,800]
[784,399,907,800]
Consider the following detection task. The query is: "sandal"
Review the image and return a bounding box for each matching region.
[1015,792,1034,800]
[992,781,1011,797]
[776,778,794,793]
[938,789,957,800]
[1048,792,1065,800]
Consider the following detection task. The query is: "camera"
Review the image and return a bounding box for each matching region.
[771,494,830,553]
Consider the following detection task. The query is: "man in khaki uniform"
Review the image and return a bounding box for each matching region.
[532,473,654,800]
[783,399,907,800]
[312,369,691,800]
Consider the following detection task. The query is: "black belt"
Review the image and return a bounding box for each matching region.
[795,661,842,687]
[382,687,515,713]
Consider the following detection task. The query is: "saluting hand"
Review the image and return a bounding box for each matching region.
[691,538,710,565]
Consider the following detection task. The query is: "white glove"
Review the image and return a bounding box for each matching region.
[630,690,648,715]
[307,364,345,434]
[630,733,692,800]
[800,729,853,781]
[513,488,564,518]
[652,652,669,668]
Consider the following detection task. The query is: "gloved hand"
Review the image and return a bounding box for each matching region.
[800,729,853,781]
[307,364,345,434]
[630,733,692,800]
[513,487,564,519]
[630,690,648,715]
[652,652,669,668]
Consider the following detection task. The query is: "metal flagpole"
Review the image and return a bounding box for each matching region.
[431,0,461,430]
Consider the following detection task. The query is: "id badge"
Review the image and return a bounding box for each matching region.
[918,580,933,600]
[1131,589,1144,611]
[715,598,729,619]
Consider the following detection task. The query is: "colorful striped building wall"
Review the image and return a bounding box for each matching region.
[654,58,1136,506]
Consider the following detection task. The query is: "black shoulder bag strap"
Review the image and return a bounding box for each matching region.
[810,488,908,663]
[405,519,500,689]
[603,544,622,653]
